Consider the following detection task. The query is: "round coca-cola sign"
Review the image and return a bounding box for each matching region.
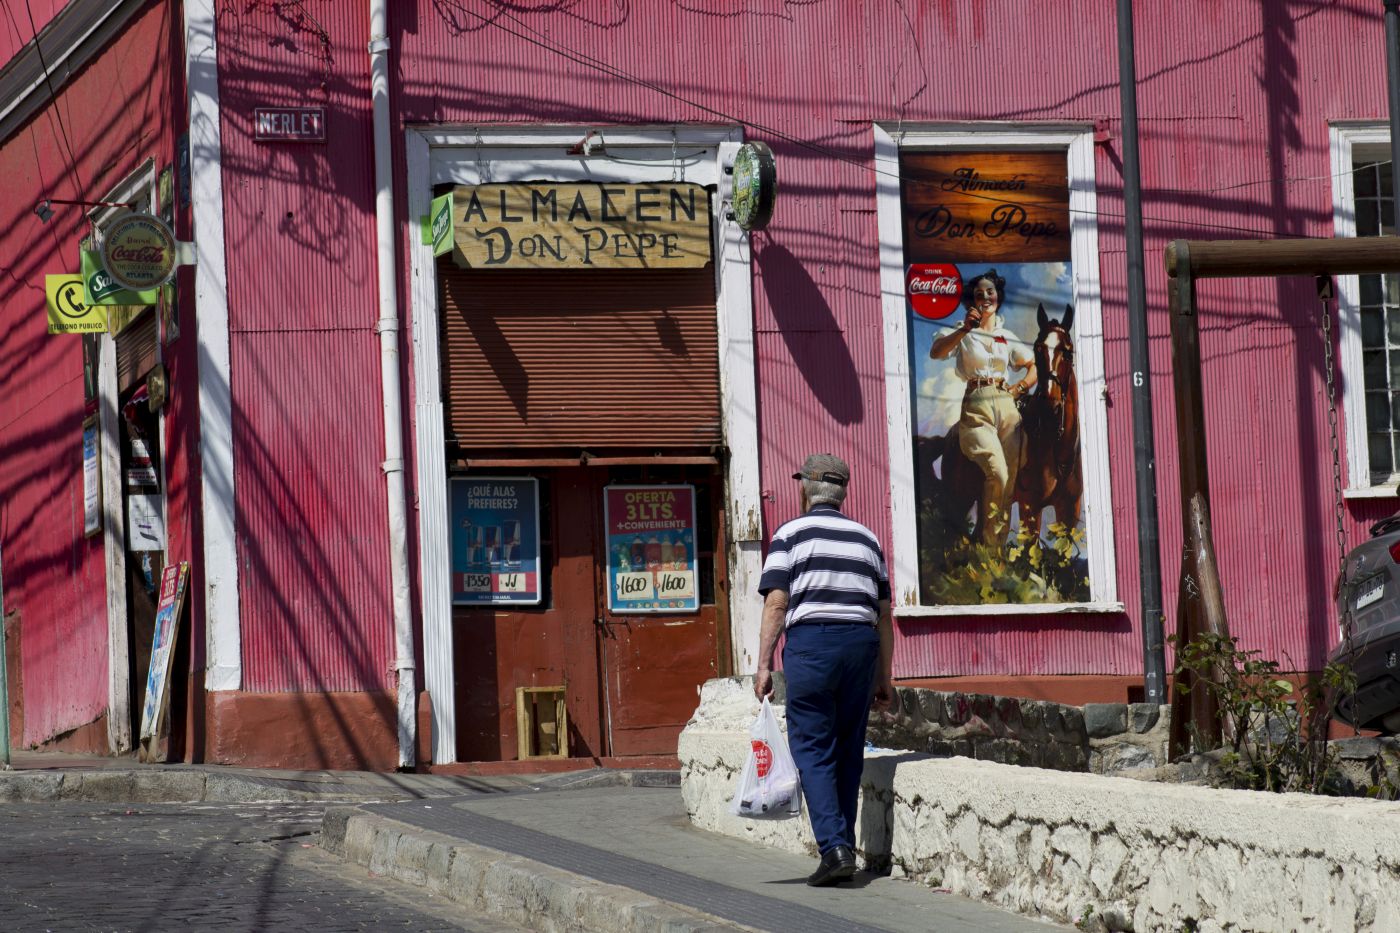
[907,263,962,320]
[101,213,177,291]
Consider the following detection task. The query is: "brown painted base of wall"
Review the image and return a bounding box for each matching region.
[204,691,398,772]
[4,611,22,745]
[426,754,680,777]
[35,714,111,756]
[900,675,1145,707]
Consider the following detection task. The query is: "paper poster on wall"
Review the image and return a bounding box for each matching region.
[604,484,698,613]
[902,149,1091,606]
[126,437,158,487]
[139,561,189,753]
[83,418,101,537]
[127,494,165,552]
[450,477,541,605]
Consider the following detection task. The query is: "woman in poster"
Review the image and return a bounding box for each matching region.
[928,269,1035,547]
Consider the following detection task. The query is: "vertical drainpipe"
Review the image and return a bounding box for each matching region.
[368,0,416,769]
[1386,0,1400,227]
[1116,0,1167,703]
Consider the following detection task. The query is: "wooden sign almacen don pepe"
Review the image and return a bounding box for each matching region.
[451,182,713,270]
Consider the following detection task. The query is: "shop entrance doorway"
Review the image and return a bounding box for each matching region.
[452,465,725,762]
[120,381,163,743]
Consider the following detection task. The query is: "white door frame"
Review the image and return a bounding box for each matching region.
[90,160,158,754]
[404,125,761,764]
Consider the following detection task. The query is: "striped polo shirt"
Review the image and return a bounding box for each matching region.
[758,505,891,627]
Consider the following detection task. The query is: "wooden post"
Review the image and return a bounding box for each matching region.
[1166,257,1227,757]
[1162,235,1400,758]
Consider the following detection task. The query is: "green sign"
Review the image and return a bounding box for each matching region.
[422,192,453,257]
[81,249,160,306]
[732,142,777,232]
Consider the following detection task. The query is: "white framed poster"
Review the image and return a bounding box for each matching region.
[450,477,542,606]
[604,484,699,614]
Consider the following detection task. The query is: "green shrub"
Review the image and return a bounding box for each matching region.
[1171,632,1357,795]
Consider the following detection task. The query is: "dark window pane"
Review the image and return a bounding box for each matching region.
[693,480,715,605]
[1362,274,1383,306]
[1357,162,1380,199]
[1369,392,1392,431]
[1365,349,1388,387]
[1382,163,1394,199]
[1359,200,1381,237]
[1385,201,1395,235]
[1364,307,1385,347]
[1388,349,1400,387]
[1371,432,1393,475]
[1391,392,1400,431]
[1388,309,1400,347]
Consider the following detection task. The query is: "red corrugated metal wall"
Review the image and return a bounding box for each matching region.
[381,0,1388,678]
[216,3,393,692]
[0,0,64,64]
[0,0,186,743]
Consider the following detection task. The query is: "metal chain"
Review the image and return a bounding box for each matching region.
[1320,277,1351,638]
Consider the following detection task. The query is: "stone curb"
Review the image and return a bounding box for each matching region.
[0,769,378,804]
[0,767,681,806]
[321,807,758,933]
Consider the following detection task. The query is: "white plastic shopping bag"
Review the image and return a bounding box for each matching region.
[729,696,802,819]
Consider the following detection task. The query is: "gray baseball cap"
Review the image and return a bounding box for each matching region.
[793,453,850,487]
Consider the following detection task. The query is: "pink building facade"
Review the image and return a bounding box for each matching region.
[1,0,1395,768]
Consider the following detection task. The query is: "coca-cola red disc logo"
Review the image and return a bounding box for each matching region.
[751,739,772,778]
[101,213,177,292]
[907,263,962,320]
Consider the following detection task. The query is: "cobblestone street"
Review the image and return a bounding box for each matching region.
[0,802,520,932]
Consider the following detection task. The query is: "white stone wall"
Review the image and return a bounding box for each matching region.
[680,678,1400,932]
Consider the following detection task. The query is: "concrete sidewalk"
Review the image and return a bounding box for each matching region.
[0,754,1062,931]
[325,783,1063,932]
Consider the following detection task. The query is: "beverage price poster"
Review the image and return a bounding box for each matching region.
[604,484,699,613]
[450,477,541,606]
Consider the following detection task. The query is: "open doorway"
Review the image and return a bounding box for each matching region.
[119,371,165,743]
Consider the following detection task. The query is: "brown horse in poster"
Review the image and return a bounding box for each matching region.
[920,302,1082,544]
[1013,302,1082,539]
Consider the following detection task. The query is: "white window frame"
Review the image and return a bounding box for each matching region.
[875,123,1120,617]
[404,125,761,763]
[1330,121,1398,498]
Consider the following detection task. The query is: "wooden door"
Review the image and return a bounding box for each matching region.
[596,469,724,757]
[453,469,605,761]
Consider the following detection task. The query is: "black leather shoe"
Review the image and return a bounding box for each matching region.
[806,845,856,886]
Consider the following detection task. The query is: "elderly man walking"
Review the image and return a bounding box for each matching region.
[753,453,894,886]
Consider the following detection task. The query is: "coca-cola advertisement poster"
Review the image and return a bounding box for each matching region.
[902,150,1091,607]
[450,477,541,606]
[604,484,698,613]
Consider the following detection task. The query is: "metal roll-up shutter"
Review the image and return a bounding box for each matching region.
[115,308,159,394]
[438,260,721,449]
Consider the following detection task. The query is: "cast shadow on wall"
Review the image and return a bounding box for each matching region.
[758,243,863,426]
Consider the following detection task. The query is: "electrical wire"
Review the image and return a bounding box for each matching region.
[456,4,1375,242]
[23,0,85,198]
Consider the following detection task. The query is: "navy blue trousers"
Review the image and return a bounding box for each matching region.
[782,622,880,855]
